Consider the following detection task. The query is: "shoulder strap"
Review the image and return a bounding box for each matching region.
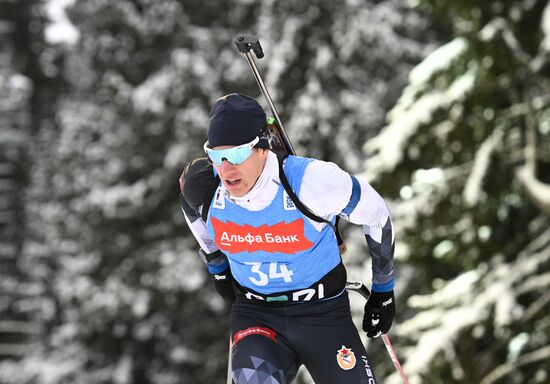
[276,153,335,228]
[179,157,221,223]
[201,173,220,222]
[276,153,347,251]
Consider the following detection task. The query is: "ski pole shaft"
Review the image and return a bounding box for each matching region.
[346,282,410,384]
[227,335,233,384]
[234,35,296,155]
[381,334,410,384]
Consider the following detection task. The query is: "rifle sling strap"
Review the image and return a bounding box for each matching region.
[201,173,221,223]
[276,153,336,229]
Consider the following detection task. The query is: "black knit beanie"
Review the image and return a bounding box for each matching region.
[207,93,269,149]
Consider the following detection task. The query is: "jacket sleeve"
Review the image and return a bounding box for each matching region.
[180,174,234,303]
[347,178,395,293]
[299,160,395,293]
[179,158,229,275]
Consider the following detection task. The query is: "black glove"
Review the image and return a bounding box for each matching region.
[212,267,236,304]
[363,290,395,338]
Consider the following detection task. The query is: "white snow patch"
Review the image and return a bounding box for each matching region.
[45,0,79,45]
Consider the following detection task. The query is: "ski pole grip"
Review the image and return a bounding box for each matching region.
[234,35,264,58]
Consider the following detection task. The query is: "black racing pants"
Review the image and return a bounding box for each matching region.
[230,292,378,384]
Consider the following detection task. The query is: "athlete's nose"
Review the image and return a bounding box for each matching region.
[219,159,237,173]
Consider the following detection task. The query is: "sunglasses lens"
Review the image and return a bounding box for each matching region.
[231,147,252,164]
[207,146,253,166]
[204,137,259,166]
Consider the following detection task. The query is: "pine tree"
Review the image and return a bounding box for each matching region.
[362,1,550,383]
[0,0,45,366]
[1,1,445,383]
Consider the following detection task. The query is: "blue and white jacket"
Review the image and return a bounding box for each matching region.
[182,150,395,300]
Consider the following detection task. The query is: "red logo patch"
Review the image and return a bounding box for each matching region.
[233,327,277,346]
[211,218,313,254]
[336,346,357,370]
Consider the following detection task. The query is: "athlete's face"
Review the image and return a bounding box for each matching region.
[212,147,268,197]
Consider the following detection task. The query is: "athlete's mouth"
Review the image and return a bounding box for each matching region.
[225,178,241,186]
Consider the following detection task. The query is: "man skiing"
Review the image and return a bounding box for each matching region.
[180,93,396,384]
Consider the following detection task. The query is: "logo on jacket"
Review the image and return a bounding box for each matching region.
[336,346,356,370]
[283,190,296,210]
[211,218,313,254]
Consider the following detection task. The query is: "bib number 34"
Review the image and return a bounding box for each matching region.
[245,262,294,286]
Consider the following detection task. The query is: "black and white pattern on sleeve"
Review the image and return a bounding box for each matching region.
[365,217,394,285]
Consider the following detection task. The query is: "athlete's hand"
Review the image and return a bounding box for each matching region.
[363,290,395,338]
[213,267,236,304]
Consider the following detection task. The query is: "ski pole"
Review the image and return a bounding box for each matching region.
[234,35,296,155]
[227,335,233,384]
[381,334,409,384]
[345,282,410,384]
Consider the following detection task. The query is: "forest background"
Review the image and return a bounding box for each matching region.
[1,0,549,383]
